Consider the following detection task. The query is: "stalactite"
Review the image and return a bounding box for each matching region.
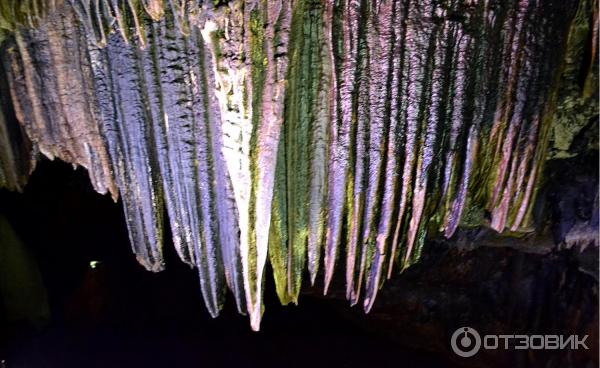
[0,0,585,330]
[0,60,34,191]
[88,4,247,316]
[323,0,359,294]
[3,6,116,198]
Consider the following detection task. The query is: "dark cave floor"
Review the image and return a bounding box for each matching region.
[0,155,597,368]
[0,159,458,368]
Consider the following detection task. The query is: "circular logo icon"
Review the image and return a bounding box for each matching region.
[451,327,481,357]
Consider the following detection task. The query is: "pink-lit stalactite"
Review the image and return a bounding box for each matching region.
[353,0,395,308]
[487,0,530,231]
[345,1,370,303]
[441,2,490,238]
[485,0,564,233]
[387,0,430,278]
[440,28,469,208]
[507,10,568,232]
[306,0,334,285]
[364,0,404,313]
[440,16,474,238]
[401,0,443,270]
[323,0,361,294]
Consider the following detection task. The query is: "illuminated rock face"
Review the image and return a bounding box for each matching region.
[0,0,590,330]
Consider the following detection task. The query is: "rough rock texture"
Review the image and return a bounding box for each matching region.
[546,152,599,251]
[0,61,33,191]
[549,0,598,159]
[0,0,596,330]
[307,237,598,368]
[3,7,116,198]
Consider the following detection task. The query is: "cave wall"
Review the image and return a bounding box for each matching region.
[0,0,595,330]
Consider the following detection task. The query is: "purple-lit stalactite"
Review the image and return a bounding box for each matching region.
[0,0,584,330]
[87,6,246,317]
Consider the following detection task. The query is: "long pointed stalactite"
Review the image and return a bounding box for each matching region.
[0,0,589,330]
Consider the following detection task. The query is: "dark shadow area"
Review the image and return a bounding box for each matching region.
[0,158,457,368]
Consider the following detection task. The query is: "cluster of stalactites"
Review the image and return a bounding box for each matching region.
[0,0,197,40]
[0,0,581,330]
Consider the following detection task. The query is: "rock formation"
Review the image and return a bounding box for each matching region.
[0,0,596,330]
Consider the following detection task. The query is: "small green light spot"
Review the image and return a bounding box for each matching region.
[89,261,100,269]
